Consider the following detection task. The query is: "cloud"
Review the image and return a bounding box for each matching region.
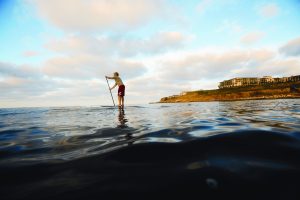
[153,44,300,90]
[46,35,116,56]
[216,20,243,34]
[29,0,168,32]
[240,31,265,45]
[125,75,193,103]
[0,75,54,99]
[140,46,298,92]
[2,43,299,107]
[259,3,279,18]
[196,0,239,14]
[196,0,213,13]
[121,31,189,56]
[22,29,189,105]
[0,77,108,107]
[22,50,39,57]
[116,60,147,78]
[260,58,300,76]
[0,61,41,78]
[42,55,105,79]
[37,79,107,99]
[279,36,300,57]
[0,61,109,106]
[0,62,17,77]
[232,57,300,78]
[145,31,190,53]
[42,54,147,80]
[155,48,276,84]
[46,31,190,57]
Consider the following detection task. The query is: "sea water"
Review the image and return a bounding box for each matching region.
[0,99,300,199]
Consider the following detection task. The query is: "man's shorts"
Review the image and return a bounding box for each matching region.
[118,85,125,97]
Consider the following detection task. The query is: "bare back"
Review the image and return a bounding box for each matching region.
[114,76,124,86]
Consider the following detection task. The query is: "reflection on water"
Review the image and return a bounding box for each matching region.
[117,108,128,129]
[117,108,133,146]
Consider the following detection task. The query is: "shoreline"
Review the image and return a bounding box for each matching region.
[158,82,300,103]
[157,95,300,104]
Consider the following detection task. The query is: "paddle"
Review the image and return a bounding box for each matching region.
[105,77,115,106]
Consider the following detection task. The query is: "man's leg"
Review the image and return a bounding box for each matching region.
[121,96,124,108]
[118,96,121,107]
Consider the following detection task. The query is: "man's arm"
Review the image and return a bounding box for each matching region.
[110,83,117,90]
[105,76,114,79]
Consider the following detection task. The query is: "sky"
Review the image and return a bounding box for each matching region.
[0,0,300,108]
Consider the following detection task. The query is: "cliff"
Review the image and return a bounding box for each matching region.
[159,82,300,103]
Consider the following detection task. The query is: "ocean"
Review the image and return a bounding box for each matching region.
[1,99,300,199]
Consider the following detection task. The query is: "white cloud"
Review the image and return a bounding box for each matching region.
[42,54,147,80]
[0,75,55,99]
[46,36,105,55]
[22,50,39,57]
[22,30,191,106]
[2,42,299,107]
[46,31,190,57]
[232,57,300,78]
[125,75,194,103]
[216,20,243,34]
[156,48,275,82]
[196,0,213,13]
[279,36,300,57]
[0,61,41,78]
[240,31,265,45]
[196,0,239,14]
[259,3,280,18]
[0,61,112,107]
[261,58,300,76]
[142,31,189,54]
[129,47,275,95]
[29,0,168,32]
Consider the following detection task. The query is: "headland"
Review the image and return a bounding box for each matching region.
[159,75,300,103]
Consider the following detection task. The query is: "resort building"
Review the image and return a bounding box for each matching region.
[260,76,273,84]
[219,75,300,89]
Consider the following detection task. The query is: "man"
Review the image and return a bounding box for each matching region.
[106,72,125,109]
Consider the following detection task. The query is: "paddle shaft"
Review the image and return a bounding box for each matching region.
[105,77,116,106]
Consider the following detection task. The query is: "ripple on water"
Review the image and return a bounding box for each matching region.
[0,100,299,165]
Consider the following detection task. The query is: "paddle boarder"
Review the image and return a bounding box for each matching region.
[105,72,125,109]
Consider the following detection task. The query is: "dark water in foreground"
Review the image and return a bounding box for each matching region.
[1,99,300,199]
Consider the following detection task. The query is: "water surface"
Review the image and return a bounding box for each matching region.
[1,99,300,199]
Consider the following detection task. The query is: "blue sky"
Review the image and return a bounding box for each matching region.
[0,0,300,108]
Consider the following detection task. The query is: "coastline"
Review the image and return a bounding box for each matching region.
[158,82,300,103]
[158,96,300,104]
